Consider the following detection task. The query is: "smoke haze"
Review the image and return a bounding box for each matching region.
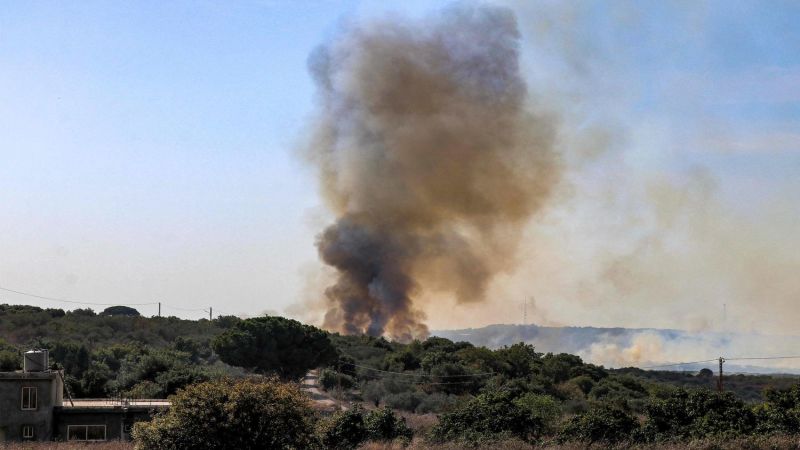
[294,2,800,367]
[304,4,560,341]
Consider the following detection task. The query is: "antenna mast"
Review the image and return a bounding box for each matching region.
[523,298,527,326]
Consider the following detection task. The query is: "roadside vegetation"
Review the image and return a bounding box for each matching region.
[4,304,800,448]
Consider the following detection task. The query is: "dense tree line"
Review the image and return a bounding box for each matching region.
[0,304,337,398]
[131,375,800,449]
[5,303,800,446]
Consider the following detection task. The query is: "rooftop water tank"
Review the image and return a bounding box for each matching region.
[23,349,49,372]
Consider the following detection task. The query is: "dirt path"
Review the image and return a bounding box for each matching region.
[301,369,345,412]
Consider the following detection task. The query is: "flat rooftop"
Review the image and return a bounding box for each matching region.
[0,370,59,379]
[61,399,171,408]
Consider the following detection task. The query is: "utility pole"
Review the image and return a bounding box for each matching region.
[717,357,725,392]
[158,302,161,318]
[209,307,213,321]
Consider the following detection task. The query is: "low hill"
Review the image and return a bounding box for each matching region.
[2,304,798,405]
[433,323,800,374]
[0,304,231,349]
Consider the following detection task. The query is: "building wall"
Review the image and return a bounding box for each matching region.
[0,373,62,442]
[1,371,164,442]
[54,408,160,441]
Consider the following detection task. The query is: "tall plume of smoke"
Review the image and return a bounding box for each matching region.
[305,5,560,341]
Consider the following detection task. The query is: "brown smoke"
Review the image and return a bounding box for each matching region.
[304,4,560,341]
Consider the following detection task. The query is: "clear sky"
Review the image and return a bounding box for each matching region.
[1,1,799,332]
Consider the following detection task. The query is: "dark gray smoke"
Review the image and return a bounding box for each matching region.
[306,4,561,341]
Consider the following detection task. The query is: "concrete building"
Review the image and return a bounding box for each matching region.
[0,350,169,442]
[0,369,64,441]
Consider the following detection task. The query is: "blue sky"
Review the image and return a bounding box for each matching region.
[1,1,798,331]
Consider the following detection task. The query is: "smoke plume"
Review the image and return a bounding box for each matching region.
[305,5,560,341]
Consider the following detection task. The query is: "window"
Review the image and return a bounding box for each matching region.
[20,387,37,410]
[67,425,106,442]
[21,425,34,439]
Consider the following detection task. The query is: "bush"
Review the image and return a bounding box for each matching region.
[317,406,368,450]
[642,388,756,440]
[754,384,800,434]
[415,392,459,414]
[364,406,412,442]
[317,406,412,449]
[569,375,595,395]
[132,378,315,450]
[0,350,20,371]
[513,393,561,433]
[384,391,426,412]
[320,368,355,391]
[429,390,543,444]
[558,405,639,444]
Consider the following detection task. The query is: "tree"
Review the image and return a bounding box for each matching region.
[212,316,338,380]
[132,378,316,450]
[698,368,714,378]
[100,305,140,317]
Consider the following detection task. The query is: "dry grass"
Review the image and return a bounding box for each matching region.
[0,444,133,450]
[398,412,438,434]
[359,435,800,450]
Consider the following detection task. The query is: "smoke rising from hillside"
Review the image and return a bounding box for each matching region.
[304,5,560,341]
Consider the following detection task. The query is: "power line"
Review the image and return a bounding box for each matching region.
[160,304,209,313]
[341,361,495,378]
[353,370,485,386]
[361,375,484,386]
[640,359,718,369]
[640,355,800,370]
[0,284,220,318]
[0,285,157,307]
[726,356,800,361]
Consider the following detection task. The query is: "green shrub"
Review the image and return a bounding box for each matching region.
[642,388,756,440]
[384,391,426,412]
[569,375,595,395]
[0,350,20,371]
[316,406,368,450]
[319,368,355,391]
[558,405,639,444]
[514,393,561,433]
[132,378,315,450]
[429,390,543,444]
[415,392,459,413]
[754,384,800,434]
[365,406,412,442]
[316,406,412,449]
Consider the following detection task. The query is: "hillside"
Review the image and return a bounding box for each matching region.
[433,323,800,374]
[1,304,798,405]
[0,304,241,399]
[0,304,228,348]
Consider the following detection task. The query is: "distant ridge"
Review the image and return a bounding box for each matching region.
[432,323,800,374]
